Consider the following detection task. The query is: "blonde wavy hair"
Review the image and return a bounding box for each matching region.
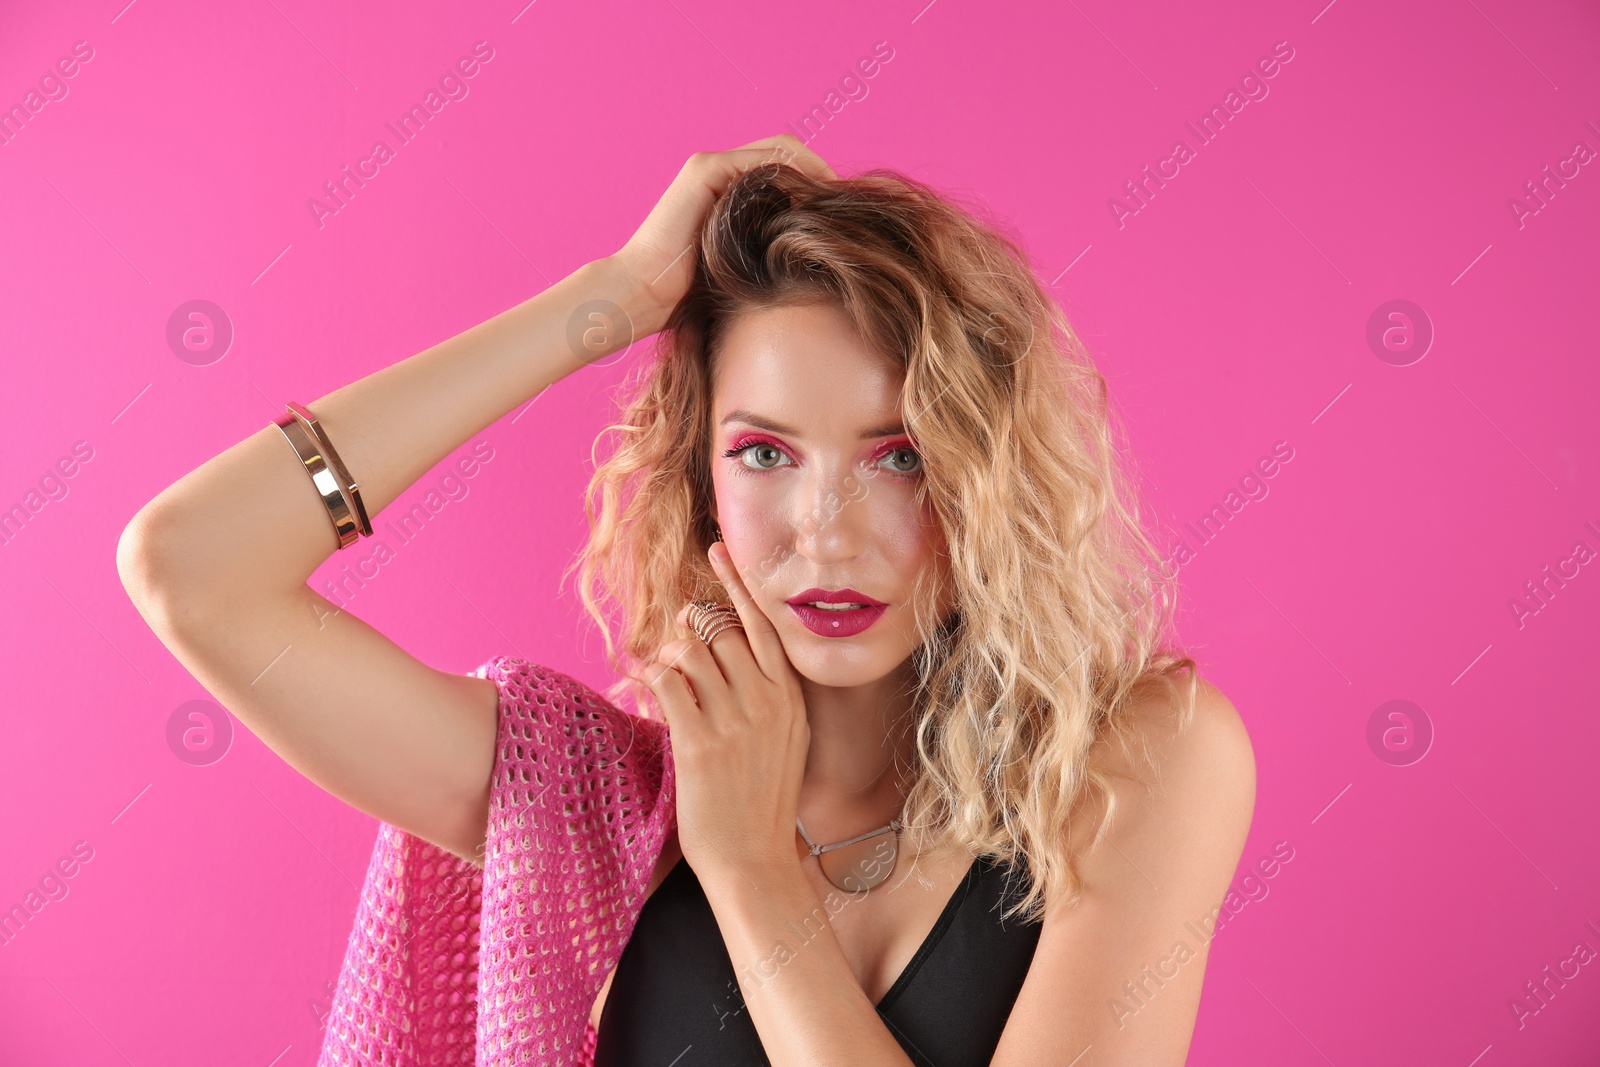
[568,161,1197,924]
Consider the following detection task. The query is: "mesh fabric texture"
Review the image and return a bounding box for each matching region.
[315,654,677,1066]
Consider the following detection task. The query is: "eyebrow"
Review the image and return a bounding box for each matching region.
[719,409,906,440]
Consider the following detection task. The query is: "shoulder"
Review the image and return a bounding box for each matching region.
[1076,671,1256,884]
[989,670,1256,1063]
[1122,671,1253,799]
[1084,671,1253,824]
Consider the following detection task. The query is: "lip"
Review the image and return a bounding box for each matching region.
[786,587,889,608]
[789,602,887,637]
[786,588,889,639]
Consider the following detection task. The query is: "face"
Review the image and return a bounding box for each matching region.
[708,300,956,688]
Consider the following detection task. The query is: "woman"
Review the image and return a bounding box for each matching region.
[118,134,1255,1066]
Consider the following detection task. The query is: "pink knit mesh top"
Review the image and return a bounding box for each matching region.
[316,654,678,1067]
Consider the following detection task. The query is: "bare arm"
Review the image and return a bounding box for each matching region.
[117,134,834,869]
[991,678,1256,1066]
[117,255,662,865]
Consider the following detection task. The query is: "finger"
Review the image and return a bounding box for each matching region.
[654,638,737,724]
[634,658,697,732]
[677,600,767,706]
[728,134,837,180]
[697,141,834,202]
[706,542,791,686]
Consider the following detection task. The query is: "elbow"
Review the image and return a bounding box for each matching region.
[117,505,170,604]
[117,505,214,640]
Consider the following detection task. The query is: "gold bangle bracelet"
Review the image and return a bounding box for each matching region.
[274,410,362,550]
[286,400,373,538]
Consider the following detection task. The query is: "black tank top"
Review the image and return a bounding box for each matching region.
[593,851,1043,1066]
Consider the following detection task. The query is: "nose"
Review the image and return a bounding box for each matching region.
[792,467,869,564]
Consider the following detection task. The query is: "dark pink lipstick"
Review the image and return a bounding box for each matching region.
[785,587,888,638]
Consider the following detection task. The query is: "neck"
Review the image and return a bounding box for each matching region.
[795,660,920,836]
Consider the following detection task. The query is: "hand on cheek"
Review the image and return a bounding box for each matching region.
[630,543,812,887]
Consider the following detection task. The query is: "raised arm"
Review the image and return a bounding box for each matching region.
[116,255,661,865]
[116,134,836,867]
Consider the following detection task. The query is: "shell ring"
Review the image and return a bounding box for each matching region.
[686,599,744,645]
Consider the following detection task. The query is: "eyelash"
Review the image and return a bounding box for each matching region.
[721,435,924,481]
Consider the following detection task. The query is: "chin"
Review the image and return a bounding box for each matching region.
[776,631,906,689]
[787,655,901,689]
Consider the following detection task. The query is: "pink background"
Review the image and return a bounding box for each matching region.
[3,0,1598,1062]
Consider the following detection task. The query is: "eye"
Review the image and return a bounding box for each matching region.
[723,438,793,476]
[878,446,923,479]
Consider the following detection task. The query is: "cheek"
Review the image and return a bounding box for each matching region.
[864,487,940,568]
[712,472,790,582]
[713,470,779,540]
[873,489,953,613]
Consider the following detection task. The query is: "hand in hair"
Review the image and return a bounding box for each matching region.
[612,134,835,335]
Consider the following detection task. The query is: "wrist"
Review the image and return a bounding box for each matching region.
[582,254,670,353]
[698,851,808,904]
